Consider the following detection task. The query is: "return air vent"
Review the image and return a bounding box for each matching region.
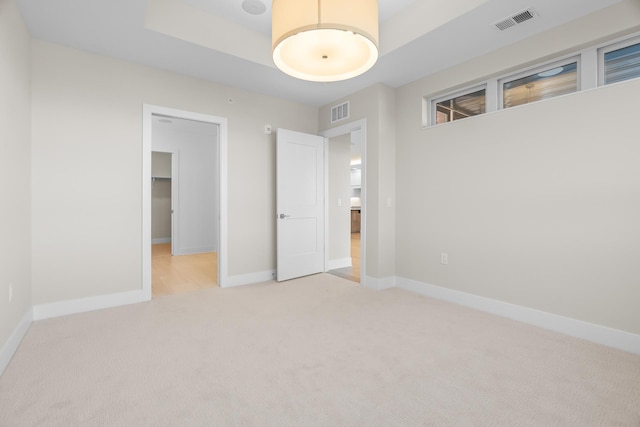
[494,8,538,31]
[331,101,349,123]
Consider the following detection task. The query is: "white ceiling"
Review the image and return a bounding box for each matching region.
[17,0,623,106]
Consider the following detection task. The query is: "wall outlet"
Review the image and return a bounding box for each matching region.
[9,284,13,303]
[440,253,448,265]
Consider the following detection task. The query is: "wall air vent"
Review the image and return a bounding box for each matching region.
[331,101,350,123]
[494,8,538,31]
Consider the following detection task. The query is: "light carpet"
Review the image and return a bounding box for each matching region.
[1,273,639,426]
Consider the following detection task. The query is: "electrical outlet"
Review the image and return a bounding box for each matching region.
[440,253,448,265]
[9,284,13,303]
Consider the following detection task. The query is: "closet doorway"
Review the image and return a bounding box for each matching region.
[151,117,218,296]
[151,151,175,252]
[142,105,229,300]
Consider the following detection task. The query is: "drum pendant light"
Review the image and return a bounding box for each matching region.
[272,0,379,82]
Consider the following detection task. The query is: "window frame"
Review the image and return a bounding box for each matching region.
[427,83,487,127]
[497,56,581,110]
[420,30,640,130]
[598,35,640,86]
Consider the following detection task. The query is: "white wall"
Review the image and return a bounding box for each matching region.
[153,118,217,254]
[394,1,640,335]
[327,134,351,267]
[30,40,318,305]
[0,0,32,357]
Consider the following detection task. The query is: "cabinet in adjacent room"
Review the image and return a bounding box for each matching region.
[351,209,361,233]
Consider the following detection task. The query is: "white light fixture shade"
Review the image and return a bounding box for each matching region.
[272,0,379,82]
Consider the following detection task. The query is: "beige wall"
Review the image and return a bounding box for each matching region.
[376,85,397,279]
[319,84,397,282]
[395,1,640,334]
[0,0,31,348]
[30,40,318,304]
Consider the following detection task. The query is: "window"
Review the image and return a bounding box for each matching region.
[420,31,640,128]
[501,60,578,109]
[601,39,640,85]
[432,87,486,125]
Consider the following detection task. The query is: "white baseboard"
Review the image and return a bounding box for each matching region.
[221,270,275,288]
[364,276,396,291]
[174,246,217,255]
[0,309,33,378]
[152,238,171,244]
[396,277,640,356]
[327,258,352,270]
[33,290,145,321]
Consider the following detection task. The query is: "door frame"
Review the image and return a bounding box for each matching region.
[142,104,229,300]
[320,119,367,285]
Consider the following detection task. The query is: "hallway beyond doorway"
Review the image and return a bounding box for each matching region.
[152,244,218,296]
[328,233,360,283]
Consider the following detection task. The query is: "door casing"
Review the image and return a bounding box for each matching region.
[142,104,228,299]
[320,119,367,285]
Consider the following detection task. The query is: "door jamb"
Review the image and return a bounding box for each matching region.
[142,104,228,300]
[320,119,367,285]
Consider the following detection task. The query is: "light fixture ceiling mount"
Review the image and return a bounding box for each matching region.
[272,0,379,82]
[242,0,266,16]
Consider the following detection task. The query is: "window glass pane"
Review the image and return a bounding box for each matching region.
[604,42,640,85]
[434,89,486,124]
[503,62,578,109]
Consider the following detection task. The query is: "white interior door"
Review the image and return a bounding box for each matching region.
[276,128,325,281]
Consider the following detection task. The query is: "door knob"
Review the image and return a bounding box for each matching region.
[279,213,291,219]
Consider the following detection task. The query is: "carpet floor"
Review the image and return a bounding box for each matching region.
[1,273,639,426]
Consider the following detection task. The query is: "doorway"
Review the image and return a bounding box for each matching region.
[321,119,367,285]
[325,134,361,283]
[150,140,218,295]
[151,151,175,251]
[142,105,229,300]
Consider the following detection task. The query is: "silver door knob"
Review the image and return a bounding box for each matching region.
[279,213,291,219]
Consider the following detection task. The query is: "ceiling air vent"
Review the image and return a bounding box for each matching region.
[494,8,538,31]
[331,101,350,123]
